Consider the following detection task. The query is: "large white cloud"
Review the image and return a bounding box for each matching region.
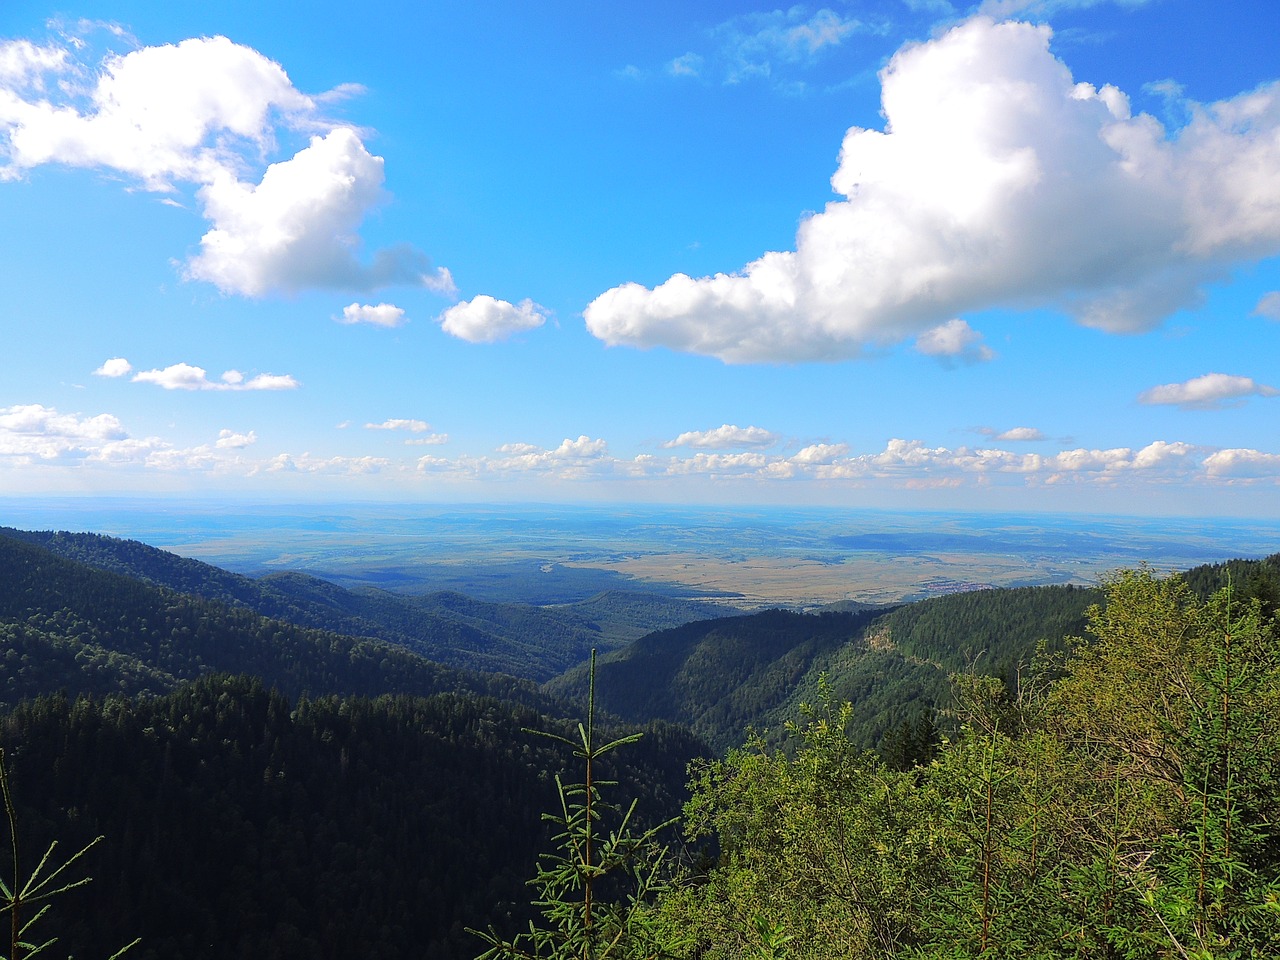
[0,33,448,297]
[0,35,311,187]
[585,16,1280,363]
[186,129,453,295]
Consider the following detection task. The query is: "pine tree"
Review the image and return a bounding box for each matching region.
[471,652,674,960]
[0,748,138,960]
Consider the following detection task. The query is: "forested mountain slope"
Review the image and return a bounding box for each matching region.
[545,609,886,752]
[0,527,735,680]
[1179,551,1280,613]
[547,585,1099,754]
[0,675,702,960]
[0,531,550,712]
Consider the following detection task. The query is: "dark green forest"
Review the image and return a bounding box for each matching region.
[0,676,699,959]
[0,527,736,682]
[2,525,1279,959]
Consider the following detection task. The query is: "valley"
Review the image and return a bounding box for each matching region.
[2,498,1276,607]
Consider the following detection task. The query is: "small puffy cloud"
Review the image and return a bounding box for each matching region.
[366,418,431,432]
[0,33,449,298]
[485,436,611,481]
[1138,373,1279,409]
[405,434,448,446]
[497,442,542,456]
[1254,291,1280,321]
[339,302,407,327]
[495,436,607,464]
[664,424,779,449]
[791,443,849,464]
[0,403,128,461]
[215,428,257,448]
[996,427,1045,442]
[1203,448,1280,479]
[437,296,548,343]
[0,403,125,441]
[131,362,299,391]
[551,435,608,459]
[93,357,133,378]
[586,17,1280,363]
[914,319,996,364]
[1131,439,1194,470]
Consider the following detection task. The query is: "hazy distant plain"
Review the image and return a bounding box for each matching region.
[3,499,1277,608]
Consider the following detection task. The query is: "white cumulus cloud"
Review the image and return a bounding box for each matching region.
[1203,448,1280,479]
[0,33,450,298]
[131,362,299,391]
[186,128,451,296]
[92,357,133,378]
[339,302,408,327]
[0,403,128,461]
[0,40,67,88]
[664,424,779,449]
[791,443,849,464]
[215,429,257,449]
[914,319,995,363]
[996,426,1045,441]
[1138,373,1279,409]
[437,296,548,343]
[585,17,1280,363]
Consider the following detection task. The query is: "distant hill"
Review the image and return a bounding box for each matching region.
[546,584,1100,753]
[0,527,738,681]
[1178,552,1280,615]
[0,529,549,711]
[545,608,887,752]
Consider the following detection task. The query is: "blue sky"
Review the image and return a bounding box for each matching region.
[1,0,1278,515]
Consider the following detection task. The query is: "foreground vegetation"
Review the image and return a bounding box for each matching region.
[490,567,1280,958]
